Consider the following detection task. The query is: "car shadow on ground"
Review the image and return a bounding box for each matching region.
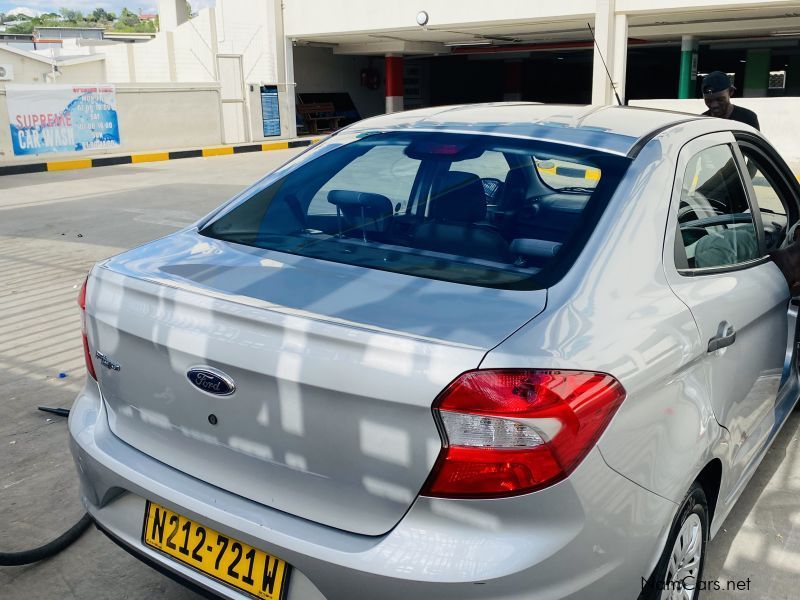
[703,408,800,598]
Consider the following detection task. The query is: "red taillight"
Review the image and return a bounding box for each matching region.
[78,276,97,380]
[421,369,625,498]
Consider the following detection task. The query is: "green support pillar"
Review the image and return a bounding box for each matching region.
[744,49,770,97]
[678,35,698,99]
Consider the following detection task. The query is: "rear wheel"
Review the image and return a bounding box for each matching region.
[641,482,709,600]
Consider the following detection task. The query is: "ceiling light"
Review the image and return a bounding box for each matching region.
[443,40,493,47]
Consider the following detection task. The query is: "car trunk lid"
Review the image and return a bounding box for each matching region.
[86,230,546,535]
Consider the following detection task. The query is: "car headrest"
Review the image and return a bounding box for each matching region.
[430,171,486,222]
[327,190,394,235]
[328,190,393,214]
[503,168,528,205]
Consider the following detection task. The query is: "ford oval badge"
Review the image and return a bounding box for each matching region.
[187,368,236,396]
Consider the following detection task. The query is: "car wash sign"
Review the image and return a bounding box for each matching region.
[6,84,121,156]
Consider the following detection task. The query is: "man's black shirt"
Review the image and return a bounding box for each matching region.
[703,105,760,130]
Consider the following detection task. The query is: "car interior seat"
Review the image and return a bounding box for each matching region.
[694,227,758,268]
[327,190,394,241]
[414,171,512,263]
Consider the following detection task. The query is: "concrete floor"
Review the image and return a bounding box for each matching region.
[0,151,799,599]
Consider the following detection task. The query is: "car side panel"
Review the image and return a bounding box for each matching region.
[482,135,724,511]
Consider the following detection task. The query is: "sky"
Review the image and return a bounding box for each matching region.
[0,1,215,16]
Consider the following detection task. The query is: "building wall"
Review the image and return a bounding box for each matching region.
[293,46,386,119]
[173,9,217,82]
[130,35,173,82]
[215,0,278,83]
[0,83,223,162]
[91,3,285,141]
[0,49,105,84]
[101,43,134,82]
[630,97,800,164]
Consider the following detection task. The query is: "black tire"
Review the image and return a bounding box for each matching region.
[639,482,709,600]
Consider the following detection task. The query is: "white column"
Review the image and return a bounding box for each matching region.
[284,37,298,138]
[591,0,617,105]
[126,43,137,83]
[166,31,177,82]
[612,13,628,104]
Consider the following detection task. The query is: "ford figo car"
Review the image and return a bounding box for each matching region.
[69,104,800,600]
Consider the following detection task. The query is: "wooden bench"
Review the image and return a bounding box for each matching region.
[297,102,342,134]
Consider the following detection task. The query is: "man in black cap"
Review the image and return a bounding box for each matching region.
[701,70,760,130]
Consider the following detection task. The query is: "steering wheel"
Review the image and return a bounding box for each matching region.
[678,204,717,223]
[680,213,753,230]
[765,222,787,250]
[481,178,503,203]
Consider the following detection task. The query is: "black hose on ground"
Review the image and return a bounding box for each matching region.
[0,514,93,566]
[0,407,89,566]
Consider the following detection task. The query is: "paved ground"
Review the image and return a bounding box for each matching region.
[0,151,799,599]
[0,151,302,599]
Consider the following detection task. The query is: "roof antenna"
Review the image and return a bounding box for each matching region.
[587,22,624,106]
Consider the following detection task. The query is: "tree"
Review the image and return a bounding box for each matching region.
[119,7,140,28]
[7,20,35,34]
[60,8,83,22]
[87,8,116,23]
[109,8,156,33]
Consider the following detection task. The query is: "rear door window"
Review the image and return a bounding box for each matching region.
[675,144,760,270]
[201,132,630,289]
[737,140,797,251]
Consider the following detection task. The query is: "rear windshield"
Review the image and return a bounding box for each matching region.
[201,132,630,289]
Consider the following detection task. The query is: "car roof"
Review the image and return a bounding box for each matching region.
[344,103,703,157]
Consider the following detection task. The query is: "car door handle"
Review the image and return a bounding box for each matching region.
[708,321,736,353]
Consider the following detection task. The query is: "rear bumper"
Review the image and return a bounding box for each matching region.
[69,379,677,600]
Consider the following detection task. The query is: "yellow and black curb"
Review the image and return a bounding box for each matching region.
[0,138,323,177]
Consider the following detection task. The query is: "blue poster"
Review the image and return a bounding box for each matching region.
[6,84,121,156]
[260,85,281,137]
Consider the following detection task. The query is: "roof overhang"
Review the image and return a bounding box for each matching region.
[289,4,800,54]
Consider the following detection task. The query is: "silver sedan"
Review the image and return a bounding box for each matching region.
[69,103,799,600]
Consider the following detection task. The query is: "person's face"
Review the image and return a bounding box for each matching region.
[704,89,732,118]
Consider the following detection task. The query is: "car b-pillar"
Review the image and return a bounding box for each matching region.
[386,54,404,113]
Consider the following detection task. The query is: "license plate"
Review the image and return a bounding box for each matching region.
[142,501,290,600]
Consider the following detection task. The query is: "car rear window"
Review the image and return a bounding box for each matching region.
[200,132,630,289]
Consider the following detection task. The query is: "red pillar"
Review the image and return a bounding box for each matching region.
[385,54,404,113]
